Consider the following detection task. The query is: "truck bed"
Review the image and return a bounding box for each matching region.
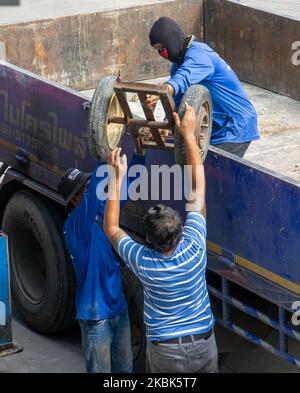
[82,79,300,183]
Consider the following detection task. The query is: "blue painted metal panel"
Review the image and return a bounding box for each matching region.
[120,144,300,293]
[208,276,300,369]
[205,148,300,292]
[0,61,91,178]
[0,232,12,349]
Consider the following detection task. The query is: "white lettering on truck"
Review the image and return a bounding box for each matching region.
[292,301,300,326]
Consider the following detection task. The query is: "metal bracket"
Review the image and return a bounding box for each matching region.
[15,148,28,165]
[0,163,8,177]
[112,77,176,151]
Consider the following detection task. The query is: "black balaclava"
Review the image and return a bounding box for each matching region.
[149,17,188,65]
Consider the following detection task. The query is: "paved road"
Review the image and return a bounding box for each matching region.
[0,313,299,373]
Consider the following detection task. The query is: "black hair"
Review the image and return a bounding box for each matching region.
[143,204,182,253]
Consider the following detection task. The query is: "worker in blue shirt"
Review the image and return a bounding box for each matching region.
[57,146,145,373]
[146,17,260,157]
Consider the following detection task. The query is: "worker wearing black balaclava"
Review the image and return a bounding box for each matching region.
[149,16,190,66]
[146,16,259,158]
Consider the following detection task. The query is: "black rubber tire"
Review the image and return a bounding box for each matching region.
[218,352,229,371]
[174,85,212,166]
[2,190,76,333]
[121,264,146,372]
[88,76,126,161]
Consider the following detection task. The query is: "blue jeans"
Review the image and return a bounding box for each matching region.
[79,310,133,373]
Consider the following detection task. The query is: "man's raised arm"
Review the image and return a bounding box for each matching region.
[173,103,206,217]
[103,148,129,252]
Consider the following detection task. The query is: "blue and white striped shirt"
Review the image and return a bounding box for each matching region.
[118,211,214,341]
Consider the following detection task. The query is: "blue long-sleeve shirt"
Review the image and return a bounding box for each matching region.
[64,153,145,320]
[167,38,259,145]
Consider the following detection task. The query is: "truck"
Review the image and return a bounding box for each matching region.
[0,0,299,371]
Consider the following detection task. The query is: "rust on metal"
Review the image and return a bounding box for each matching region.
[137,91,165,147]
[0,343,23,358]
[0,0,204,90]
[138,140,174,150]
[128,119,170,130]
[160,87,176,126]
[107,116,126,125]
[113,85,142,151]
[107,116,170,130]
[204,0,300,101]
[113,79,177,150]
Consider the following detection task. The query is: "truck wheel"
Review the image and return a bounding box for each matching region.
[2,190,76,333]
[174,85,212,166]
[121,264,146,372]
[88,76,126,161]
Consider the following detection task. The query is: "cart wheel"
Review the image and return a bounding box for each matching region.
[174,85,212,166]
[88,76,126,160]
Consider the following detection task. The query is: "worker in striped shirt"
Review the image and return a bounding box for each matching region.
[103,103,218,373]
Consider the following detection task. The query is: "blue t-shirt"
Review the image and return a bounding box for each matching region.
[117,211,214,341]
[64,153,145,320]
[167,39,259,145]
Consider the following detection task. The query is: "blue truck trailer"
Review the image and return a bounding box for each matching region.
[0,0,299,370]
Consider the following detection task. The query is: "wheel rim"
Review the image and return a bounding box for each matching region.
[11,223,47,305]
[106,94,124,150]
[196,102,211,156]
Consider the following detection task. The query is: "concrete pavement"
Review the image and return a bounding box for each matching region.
[0,313,298,373]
